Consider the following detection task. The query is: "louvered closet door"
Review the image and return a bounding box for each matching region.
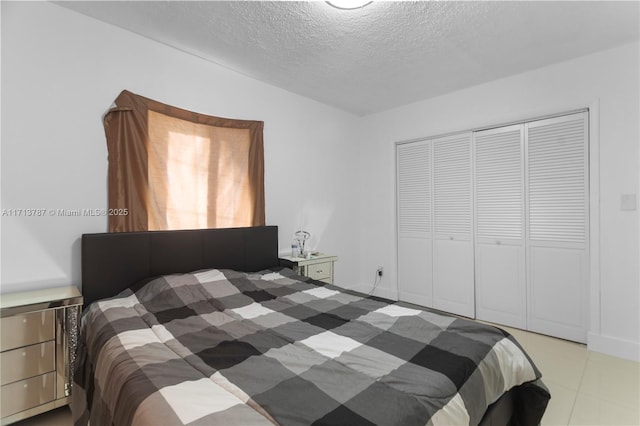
[397,140,433,307]
[526,112,588,343]
[433,132,474,318]
[474,125,526,329]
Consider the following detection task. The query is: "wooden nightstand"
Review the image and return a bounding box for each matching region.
[0,286,83,425]
[279,253,338,284]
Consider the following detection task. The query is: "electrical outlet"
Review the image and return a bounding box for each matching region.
[377,266,383,277]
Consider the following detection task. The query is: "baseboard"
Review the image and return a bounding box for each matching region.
[333,283,399,301]
[588,332,640,362]
[367,286,398,301]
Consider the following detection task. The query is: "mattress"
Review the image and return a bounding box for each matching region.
[73,267,549,425]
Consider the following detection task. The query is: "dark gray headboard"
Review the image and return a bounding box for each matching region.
[81,226,278,308]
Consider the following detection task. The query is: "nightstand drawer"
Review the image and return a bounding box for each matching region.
[307,261,332,281]
[0,310,55,351]
[1,341,55,385]
[279,253,338,285]
[0,372,56,417]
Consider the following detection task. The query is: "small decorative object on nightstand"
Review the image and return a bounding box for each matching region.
[294,230,311,257]
[279,253,339,284]
[0,286,83,425]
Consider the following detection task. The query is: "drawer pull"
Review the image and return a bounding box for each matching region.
[23,384,28,388]
[22,352,26,357]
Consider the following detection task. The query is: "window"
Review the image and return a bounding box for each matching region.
[103,90,265,232]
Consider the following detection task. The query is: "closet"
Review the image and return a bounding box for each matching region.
[398,132,474,318]
[474,124,526,329]
[396,111,589,343]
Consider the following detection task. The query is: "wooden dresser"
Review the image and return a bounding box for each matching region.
[0,286,82,425]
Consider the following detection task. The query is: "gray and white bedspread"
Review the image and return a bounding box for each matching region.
[73,268,549,426]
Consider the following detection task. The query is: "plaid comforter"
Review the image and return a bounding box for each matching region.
[73,268,549,426]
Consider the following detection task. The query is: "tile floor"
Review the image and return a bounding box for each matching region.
[11,325,640,426]
[500,324,640,426]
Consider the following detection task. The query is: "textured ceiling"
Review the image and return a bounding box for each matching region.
[56,1,640,116]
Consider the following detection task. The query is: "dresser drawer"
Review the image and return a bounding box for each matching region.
[307,261,332,281]
[1,341,55,385]
[0,310,54,351]
[0,372,55,417]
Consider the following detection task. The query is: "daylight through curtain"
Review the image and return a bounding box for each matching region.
[103,90,265,232]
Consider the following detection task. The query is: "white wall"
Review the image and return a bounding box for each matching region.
[2,2,638,361]
[1,1,361,292]
[357,42,640,361]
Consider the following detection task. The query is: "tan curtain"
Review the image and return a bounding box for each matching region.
[103,90,265,232]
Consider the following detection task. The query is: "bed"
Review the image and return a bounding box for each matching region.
[73,226,549,425]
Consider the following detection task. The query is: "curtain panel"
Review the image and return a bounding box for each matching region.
[103,90,265,232]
